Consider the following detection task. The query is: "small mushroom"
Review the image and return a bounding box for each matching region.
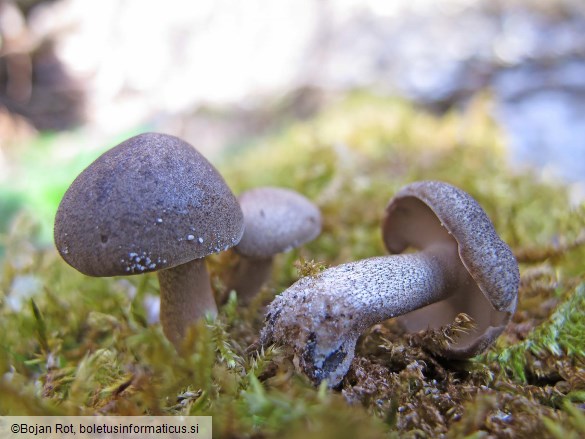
[54,133,244,348]
[224,187,321,303]
[260,181,519,387]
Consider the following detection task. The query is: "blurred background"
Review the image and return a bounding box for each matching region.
[1,0,585,245]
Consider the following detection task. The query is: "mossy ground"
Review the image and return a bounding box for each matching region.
[1,92,584,438]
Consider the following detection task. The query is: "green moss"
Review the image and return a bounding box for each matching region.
[544,401,585,439]
[495,283,585,384]
[1,92,584,437]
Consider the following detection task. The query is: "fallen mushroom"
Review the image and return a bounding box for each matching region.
[54,132,244,348]
[224,186,321,304]
[260,181,519,387]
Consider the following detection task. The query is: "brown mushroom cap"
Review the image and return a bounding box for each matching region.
[54,132,244,277]
[235,187,321,259]
[382,180,519,357]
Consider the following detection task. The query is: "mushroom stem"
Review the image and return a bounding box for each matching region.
[158,259,218,348]
[348,244,463,329]
[261,241,466,386]
[225,256,273,304]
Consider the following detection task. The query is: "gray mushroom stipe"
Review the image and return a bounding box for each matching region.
[225,187,321,303]
[54,132,244,348]
[260,181,519,387]
[158,259,216,347]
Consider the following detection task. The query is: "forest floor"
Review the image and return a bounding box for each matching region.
[1,93,584,438]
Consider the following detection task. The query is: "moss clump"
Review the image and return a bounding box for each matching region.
[1,92,584,437]
[495,283,585,385]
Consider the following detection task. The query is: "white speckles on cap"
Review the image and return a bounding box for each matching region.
[120,250,167,274]
[54,132,244,277]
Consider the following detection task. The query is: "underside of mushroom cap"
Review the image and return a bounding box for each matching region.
[382,180,519,356]
[235,187,321,259]
[54,133,244,277]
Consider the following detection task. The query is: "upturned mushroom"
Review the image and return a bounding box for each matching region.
[260,181,519,387]
[54,132,244,348]
[224,187,321,303]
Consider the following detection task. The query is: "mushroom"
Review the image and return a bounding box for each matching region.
[54,132,244,348]
[260,181,519,387]
[224,187,321,303]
